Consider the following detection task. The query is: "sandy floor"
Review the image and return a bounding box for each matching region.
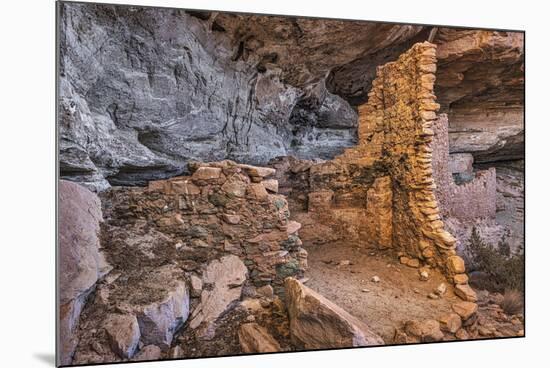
[304,241,462,342]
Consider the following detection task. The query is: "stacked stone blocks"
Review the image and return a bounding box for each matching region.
[302,42,475,301]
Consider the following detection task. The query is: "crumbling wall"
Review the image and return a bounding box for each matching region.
[333,42,461,272]
[274,43,476,300]
[102,160,307,296]
[432,114,497,220]
[304,159,387,246]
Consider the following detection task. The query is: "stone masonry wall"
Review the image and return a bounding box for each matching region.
[274,42,476,301]
[102,160,307,297]
[335,42,460,271]
[432,114,497,221]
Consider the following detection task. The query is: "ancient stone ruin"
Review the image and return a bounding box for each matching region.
[275,43,474,290]
[57,4,525,364]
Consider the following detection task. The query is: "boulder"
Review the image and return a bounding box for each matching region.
[285,277,383,349]
[58,180,111,365]
[189,255,248,338]
[103,314,141,358]
[118,265,190,350]
[238,323,282,353]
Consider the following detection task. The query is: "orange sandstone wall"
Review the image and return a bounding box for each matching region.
[281,42,476,300]
[337,42,458,270]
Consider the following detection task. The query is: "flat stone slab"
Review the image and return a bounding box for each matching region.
[285,277,384,349]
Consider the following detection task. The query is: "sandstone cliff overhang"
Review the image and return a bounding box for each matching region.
[58,3,524,190]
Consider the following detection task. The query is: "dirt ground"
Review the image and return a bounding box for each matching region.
[304,241,463,342]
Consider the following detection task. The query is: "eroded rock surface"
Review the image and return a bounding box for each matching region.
[59,3,523,190]
[435,30,524,162]
[189,255,248,339]
[238,323,282,353]
[58,180,110,365]
[285,277,383,348]
[66,160,308,364]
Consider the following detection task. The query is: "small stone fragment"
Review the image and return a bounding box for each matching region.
[455,283,478,302]
[189,275,203,298]
[192,166,222,181]
[453,273,469,285]
[103,314,140,359]
[439,313,462,333]
[404,319,443,342]
[455,328,469,340]
[256,285,274,298]
[222,213,241,224]
[262,179,279,193]
[132,345,161,361]
[435,283,447,296]
[452,301,478,320]
[419,270,429,281]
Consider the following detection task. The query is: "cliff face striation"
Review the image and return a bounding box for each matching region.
[59,3,523,191]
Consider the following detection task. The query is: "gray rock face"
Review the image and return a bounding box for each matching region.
[59,3,369,189]
[58,180,111,365]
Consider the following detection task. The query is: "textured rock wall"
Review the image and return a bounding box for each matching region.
[273,43,476,294]
[68,161,307,365]
[328,28,524,163]
[434,30,524,163]
[105,160,306,294]
[432,114,497,220]
[62,3,423,190]
[58,180,111,365]
[59,3,524,191]
[335,42,461,272]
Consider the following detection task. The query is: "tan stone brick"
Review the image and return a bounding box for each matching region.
[447,255,465,274]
